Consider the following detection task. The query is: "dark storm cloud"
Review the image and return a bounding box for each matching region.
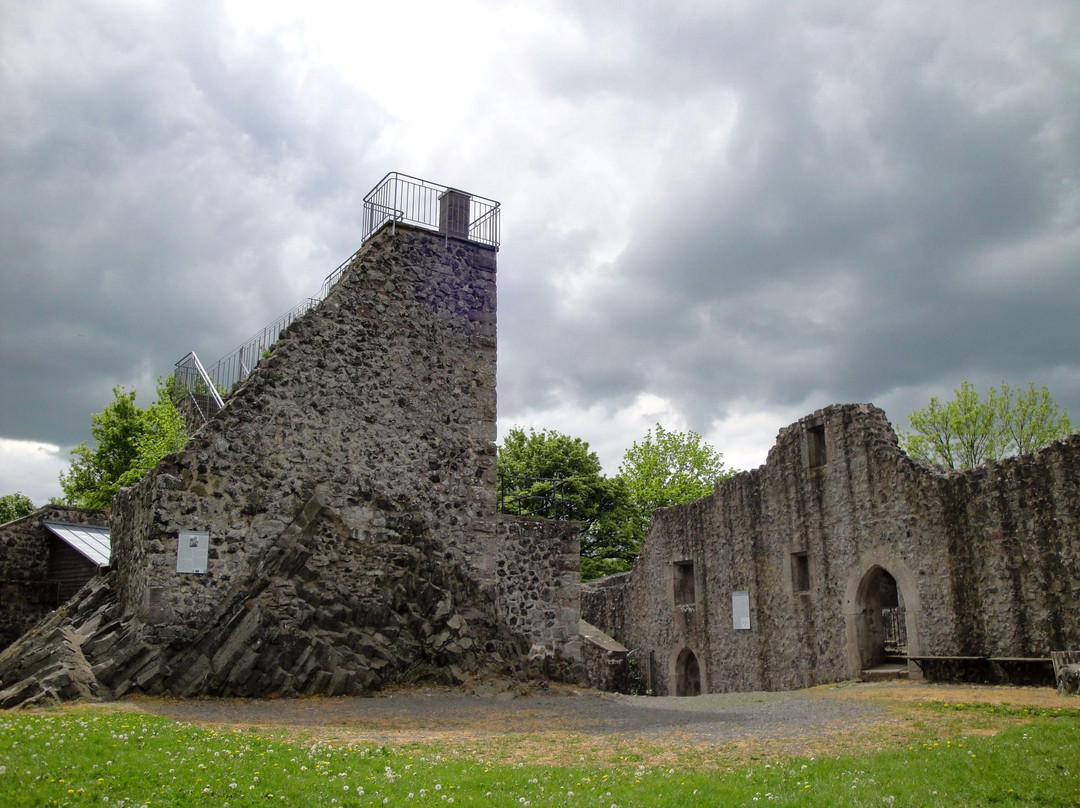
[0,1,386,447]
[2,0,1078,497]
[497,0,1080,432]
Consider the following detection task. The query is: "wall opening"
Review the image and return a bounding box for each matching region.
[675,647,702,696]
[853,565,906,669]
[673,561,696,606]
[792,552,810,592]
[807,424,827,468]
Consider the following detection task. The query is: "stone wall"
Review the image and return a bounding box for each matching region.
[0,506,107,650]
[109,225,500,644]
[0,223,583,705]
[584,404,1080,695]
[493,516,582,660]
[579,619,628,694]
[579,571,630,643]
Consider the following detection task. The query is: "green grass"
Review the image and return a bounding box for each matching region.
[1,704,1078,807]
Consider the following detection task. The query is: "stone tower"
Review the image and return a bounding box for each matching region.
[0,176,581,706]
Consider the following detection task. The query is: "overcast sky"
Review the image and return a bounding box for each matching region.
[2,0,1078,506]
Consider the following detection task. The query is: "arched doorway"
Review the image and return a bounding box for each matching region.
[853,565,907,670]
[674,647,702,696]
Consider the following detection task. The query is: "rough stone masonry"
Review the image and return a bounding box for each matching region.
[0,223,582,707]
[583,403,1080,696]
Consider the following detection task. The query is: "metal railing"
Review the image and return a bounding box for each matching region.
[174,172,497,422]
[174,351,225,428]
[176,248,358,405]
[362,172,500,248]
[203,297,321,392]
[497,474,574,520]
[883,606,908,656]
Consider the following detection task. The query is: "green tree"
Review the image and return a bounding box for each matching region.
[59,379,189,509]
[118,379,189,487]
[497,424,735,581]
[496,427,636,580]
[991,381,1074,457]
[618,424,734,548]
[901,381,1072,469]
[0,492,35,523]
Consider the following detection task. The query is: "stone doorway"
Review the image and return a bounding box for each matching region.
[853,565,906,670]
[674,647,702,696]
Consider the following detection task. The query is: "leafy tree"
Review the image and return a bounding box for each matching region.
[901,381,1072,469]
[991,381,1073,457]
[118,379,189,487]
[497,424,734,581]
[59,379,189,510]
[618,424,734,548]
[0,492,35,523]
[497,427,636,580]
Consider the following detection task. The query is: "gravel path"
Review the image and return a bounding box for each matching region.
[126,682,892,748]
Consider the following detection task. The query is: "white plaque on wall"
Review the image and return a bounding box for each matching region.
[177,531,210,574]
[732,590,751,630]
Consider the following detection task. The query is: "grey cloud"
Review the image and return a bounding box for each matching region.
[1,1,386,447]
[501,0,1080,432]
[2,0,1077,482]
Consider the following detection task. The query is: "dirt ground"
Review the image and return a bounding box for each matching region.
[102,679,1078,766]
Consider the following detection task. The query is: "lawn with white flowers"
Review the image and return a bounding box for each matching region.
[1,700,1077,806]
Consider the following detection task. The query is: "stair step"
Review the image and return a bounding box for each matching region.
[861,664,909,682]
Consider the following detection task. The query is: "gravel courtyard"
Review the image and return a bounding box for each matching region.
[114,680,1075,763]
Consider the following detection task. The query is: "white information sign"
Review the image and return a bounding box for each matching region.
[732,590,751,630]
[177,531,210,574]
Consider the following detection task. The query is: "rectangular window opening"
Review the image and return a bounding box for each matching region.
[792,552,810,592]
[673,561,696,606]
[807,424,827,468]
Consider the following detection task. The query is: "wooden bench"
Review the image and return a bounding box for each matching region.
[909,655,1056,686]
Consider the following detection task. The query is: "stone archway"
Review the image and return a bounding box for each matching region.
[844,551,920,679]
[852,565,905,670]
[674,647,702,696]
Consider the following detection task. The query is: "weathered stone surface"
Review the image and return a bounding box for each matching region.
[585,404,1080,696]
[579,619,628,694]
[1060,664,1080,695]
[580,572,630,648]
[0,575,125,707]
[493,517,581,660]
[0,224,583,705]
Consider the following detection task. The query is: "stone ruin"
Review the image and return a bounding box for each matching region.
[583,403,1080,695]
[0,506,109,652]
[0,209,583,707]
[3,177,1078,707]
